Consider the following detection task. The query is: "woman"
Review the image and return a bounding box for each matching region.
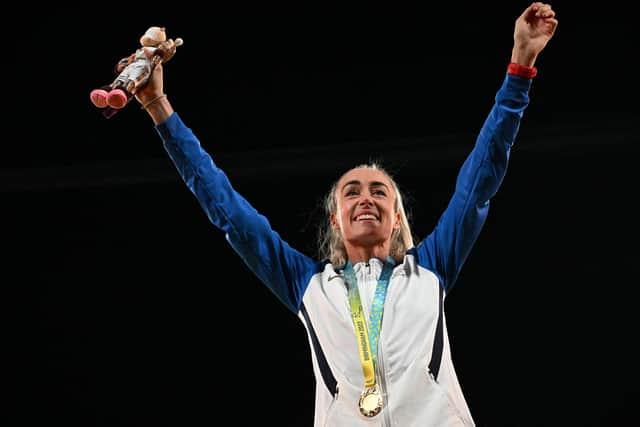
[133,3,557,425]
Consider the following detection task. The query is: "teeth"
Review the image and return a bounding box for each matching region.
[357,214,377,221]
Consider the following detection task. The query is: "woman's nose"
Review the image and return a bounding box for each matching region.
[358,195,374,206]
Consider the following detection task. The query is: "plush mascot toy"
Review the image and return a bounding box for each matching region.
[90,26,183,118]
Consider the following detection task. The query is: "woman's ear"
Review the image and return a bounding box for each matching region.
[394,212,401,229]
[330,213,340,230]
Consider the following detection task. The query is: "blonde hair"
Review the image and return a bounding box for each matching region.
[317,162,415,267]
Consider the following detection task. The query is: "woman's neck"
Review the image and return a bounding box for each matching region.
[345,244,390,265]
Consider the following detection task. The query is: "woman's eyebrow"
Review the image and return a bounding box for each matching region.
[369,181,389,188]
[341,180,389,191]
[341,180,361,191]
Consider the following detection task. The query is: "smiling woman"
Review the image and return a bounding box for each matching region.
[320,163,413,267]
[116,2,558,425]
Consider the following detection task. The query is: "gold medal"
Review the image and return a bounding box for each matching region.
[358,385,383,417]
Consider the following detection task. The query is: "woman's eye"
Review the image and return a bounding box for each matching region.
[373,189,386,196]
[345,190,359,196]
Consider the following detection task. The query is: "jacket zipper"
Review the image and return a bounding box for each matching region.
[377,344,392,426]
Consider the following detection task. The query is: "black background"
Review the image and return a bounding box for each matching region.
[5,3,639,426]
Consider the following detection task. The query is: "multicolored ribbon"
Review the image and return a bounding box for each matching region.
[344,258,395,388]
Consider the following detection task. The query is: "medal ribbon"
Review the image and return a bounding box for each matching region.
[344,258,395,388]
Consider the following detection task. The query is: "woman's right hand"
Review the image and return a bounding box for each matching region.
[136,63,165,106]
[136,63,174,125]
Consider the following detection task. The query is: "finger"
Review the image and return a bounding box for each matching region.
[521,2,544,22]
[535,4,556,19]
[545,18,559,31]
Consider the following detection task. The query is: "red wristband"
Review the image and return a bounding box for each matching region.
[507,62,537,79]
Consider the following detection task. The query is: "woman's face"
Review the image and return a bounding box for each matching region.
[331,167,400,249]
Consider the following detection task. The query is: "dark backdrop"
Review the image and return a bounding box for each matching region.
[5,3,638,426]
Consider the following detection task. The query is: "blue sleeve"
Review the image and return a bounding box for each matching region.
[155,113,319,313]
[414,73,532,293]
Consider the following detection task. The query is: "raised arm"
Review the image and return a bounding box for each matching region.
[134,64,319,313]
[415,2,558,293]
